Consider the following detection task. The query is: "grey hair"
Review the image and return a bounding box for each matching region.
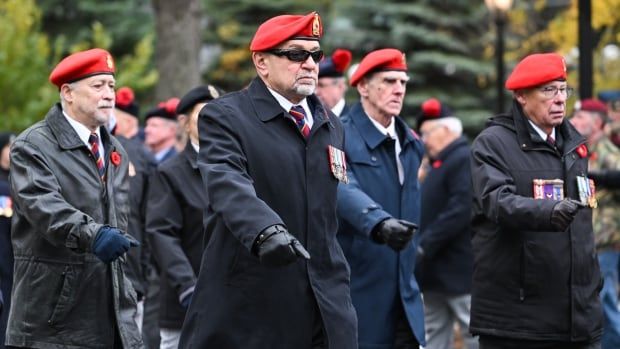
[59,82,78,108]
[436,116,462,136]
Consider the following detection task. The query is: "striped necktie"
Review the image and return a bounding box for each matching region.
[88,133,105,179]
[290,105,310,138]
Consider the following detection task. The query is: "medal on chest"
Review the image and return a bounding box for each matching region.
[327,145,348,184]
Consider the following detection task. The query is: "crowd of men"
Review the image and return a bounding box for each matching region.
[0,9,619,349]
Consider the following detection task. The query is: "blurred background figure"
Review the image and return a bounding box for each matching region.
[598,90,620,149]
[111,86,156,336]
[570,98,620,349]
[315,48,352,117]
[415,98,477,349]
[146,84,222,349]
[0,132,14,349]
[144,98,180,164]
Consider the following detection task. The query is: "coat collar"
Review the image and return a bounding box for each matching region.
[46,103,112,151]
[182,141,199,169]
[435,136,468,161]
[348,102,417,150]
[248,77,333,129]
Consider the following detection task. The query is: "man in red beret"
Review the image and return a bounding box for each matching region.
[315,48,353,116]
[470,52,602,348]
[178,12,357,349]
[571,99,620,349]
[336,47,426,348]
[6,48,142,348]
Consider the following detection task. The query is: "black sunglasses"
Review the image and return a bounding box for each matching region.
[267,49,324,63]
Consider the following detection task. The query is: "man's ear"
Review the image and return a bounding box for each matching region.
[253,52,269,78]
[60,83,74,103]
[514,89,527,106]
[357,78,369,98]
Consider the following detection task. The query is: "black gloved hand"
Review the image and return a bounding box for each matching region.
[92,226,140,263]
[253,224,310,267]
[550,199,584,231]
[372,218,418,252]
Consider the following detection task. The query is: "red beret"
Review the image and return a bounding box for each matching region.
[579,99,608,114]
[505,53,566,90]
[319,49,353,78]
[350,48,407,87]
[250,12,322,51]
[49,48,115,88]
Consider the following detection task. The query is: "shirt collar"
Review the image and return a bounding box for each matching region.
[331,98,346,116]
[266,87,313,124]
[62,110,101,147]
[368,114,397,140]
[527,119,555,141]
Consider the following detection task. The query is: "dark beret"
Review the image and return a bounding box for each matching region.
[177,84,225,115]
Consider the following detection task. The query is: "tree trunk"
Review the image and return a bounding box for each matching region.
[151,0,202,101]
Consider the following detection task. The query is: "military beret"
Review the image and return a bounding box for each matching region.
[505,53,567,90]
[250,12,323,51]
[144,98,180,122]
[350,48,407,87]
[49,48,115,88]
[115,87,140,118]
[598,90,620,103]
[319,49,353,78]
[0,132,15,151]
[577,99,608,114]
[177,84,225,115]
[416,98,454,129]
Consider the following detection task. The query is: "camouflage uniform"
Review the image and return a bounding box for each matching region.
[590,136,620,250]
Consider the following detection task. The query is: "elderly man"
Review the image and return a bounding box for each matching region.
[571,99,620,349]
[315,48,352,117]
[6,48,142,348]
[336,48,425,349]
[144,98,179,164]
[178,12,357,349]
[470,53,602,349]
[415,98,477,349]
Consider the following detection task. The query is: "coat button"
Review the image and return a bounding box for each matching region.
[371,156,377,162]
[362,209,368,214]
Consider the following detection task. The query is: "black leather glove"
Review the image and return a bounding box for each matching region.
[372,218,417,252]
[253,224,310,267]
[550,199,584,231]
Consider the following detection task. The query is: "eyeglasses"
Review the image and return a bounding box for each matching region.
[267,49,324,63]
[539,86,574,99]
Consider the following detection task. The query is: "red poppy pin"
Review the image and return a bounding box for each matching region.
[432,159,442,169]
[110,151,121,166]
[576,144,588,159]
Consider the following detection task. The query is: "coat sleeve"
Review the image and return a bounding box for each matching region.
[10,139,102,251]
[471,131,556,232]
[199,102,283,252]
[336,164,391,238]
[145,169,196,300]
[419,152,471,259]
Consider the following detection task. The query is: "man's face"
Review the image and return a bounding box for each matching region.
[144,117,177,148]
[357,71,409,120]
[63,75,115,129]
[570,110,602,139]
[255,39,321,103]
[420,120,449,159]
[315,77,346,110]
[516,81,569,133]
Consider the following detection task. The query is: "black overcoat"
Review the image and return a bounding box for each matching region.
[179,77,357,349]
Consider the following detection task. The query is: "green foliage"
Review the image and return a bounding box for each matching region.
[1,0,157,132]
[0,0,57,131]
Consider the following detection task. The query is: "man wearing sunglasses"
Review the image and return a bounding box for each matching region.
[470,53,602,349]
[179,12,357,349]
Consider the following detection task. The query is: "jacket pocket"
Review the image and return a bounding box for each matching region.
[519,241,540,301]
[48,264,81,326]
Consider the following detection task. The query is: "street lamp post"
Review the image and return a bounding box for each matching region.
[485,0,513,114]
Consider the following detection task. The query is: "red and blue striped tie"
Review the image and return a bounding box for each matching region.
[88,133,105,180]
[290,105,310,138]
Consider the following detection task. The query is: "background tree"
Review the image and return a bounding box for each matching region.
[151,0,202,100]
